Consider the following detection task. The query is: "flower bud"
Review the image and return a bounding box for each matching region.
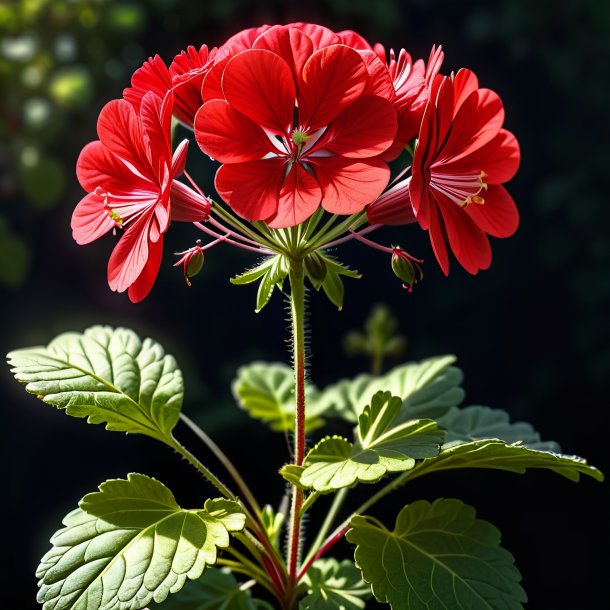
[391,247,422,291]
[174,240,205,286]
[305,251,327,285]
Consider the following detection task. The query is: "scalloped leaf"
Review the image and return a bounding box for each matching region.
[347,499,527,610]
[148,568,273,610]
[297,392,444,492]
[438,405,561,451]
[299,558,371,610]
[314,355,464,423]
[37,474,246,610]
[7,325,182,442]
[232,362,325,432]
[407,439,604,483]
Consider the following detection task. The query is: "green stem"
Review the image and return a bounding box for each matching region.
[306,211,368,252]
[286,258,307,582]
[301,488,348,568]
[216,559,278,598]
[179,412,263,516]
[211,200,278,250]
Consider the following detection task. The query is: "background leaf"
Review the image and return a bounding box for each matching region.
[232,362,325,432]
[37,474,246,610]
[7,325,182,442]
[299,558,371,610]
[149,568,273,610]
[314,356,464,423]
[347,499,527,610]
[438,405,561,451]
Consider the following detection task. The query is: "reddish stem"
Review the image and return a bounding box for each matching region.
[297,525,349,581]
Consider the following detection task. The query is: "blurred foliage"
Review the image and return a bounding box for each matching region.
[343,304,407,374]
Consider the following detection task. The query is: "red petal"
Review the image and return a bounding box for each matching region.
[253,25,313,81]
[427,201,450,275]
[465,185,519,238]
[312,156,390,215]
[222,50,295,135]
[290,23,339,50]
[194,99,276,163]
[436,195,492,274]
[127,234,163,303]
[451,68,479,113]
[215,158,285,222]
[76,141,146,193]
[337,30,373,50]
[360,50,395,99]
[107,213,154,293]
[140,92,172,170]
[314,95,397,158]
[267,164,322,228]
[201,54,230,102]
[71,192,115,245]
[299,45,368,131]
[219,25,272,54]
[170,180,211,221]
[97,99,149,175]
[123,55,172,111]
[171,139,189,176]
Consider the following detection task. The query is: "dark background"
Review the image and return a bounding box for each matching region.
[1,0,608,607]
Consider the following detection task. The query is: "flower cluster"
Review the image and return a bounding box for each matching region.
[72,21,520,301]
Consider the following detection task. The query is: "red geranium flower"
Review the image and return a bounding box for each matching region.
[195,25,397,227]
[71,92,210,302]
[124,45,216,126]
[410,69,520,274]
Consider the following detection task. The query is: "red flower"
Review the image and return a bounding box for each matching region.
[124,45,216,126]
[71,92,210,302]
[410,69,520,274]
[195,24,397,227]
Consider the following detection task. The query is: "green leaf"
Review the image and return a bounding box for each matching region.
[7,325,182,442]
[314,355,463,424]
[347,499,527,610]
[232,362,324,432]
[299,558,371,610]
[313,254,361,310]
[254,255,289,312]
[408,439,604,483]
[438,405,561,451]
[298,392,444,492]
[149,568,273,610]
[37,474,246,610]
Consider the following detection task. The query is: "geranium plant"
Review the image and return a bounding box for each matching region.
[7,22,602,610]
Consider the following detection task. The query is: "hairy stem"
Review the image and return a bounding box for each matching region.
[286,258,307,583]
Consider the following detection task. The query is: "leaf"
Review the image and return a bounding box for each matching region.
[7,325,182,442]
[312,254,361,310]
[148,568,273,610]
[407,439,604,483]
[321,268,345,310]
[438,405,561,451]
[297,392,444,492]
[314,355,463,424]
[232,362,325,432]
[299,558,371,610]
[346,499,527,610]
[37,474,246,610]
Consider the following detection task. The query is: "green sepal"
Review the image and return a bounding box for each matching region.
[232,362,325,432]
[230,257,275,285]
[299,558,372,610]
[148,568,273,610]
[7,325,183,443]
[37,473,246,610]
[347,499,527,610]
[310,253,361,310]
[255,255,289,312]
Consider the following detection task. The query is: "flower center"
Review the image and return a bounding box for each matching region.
[429,170,488,208]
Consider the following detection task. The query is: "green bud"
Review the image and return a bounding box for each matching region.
[305,251,327,286]
[186,249,205,279]
[391,250,415,285]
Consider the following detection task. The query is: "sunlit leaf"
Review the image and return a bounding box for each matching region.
[299,558,371,610]
[7,325,182,442]
[347,499,527,610]
[296,392,444,492]
[37,474,246,610]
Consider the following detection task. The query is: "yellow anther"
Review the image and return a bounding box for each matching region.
[472,195,485,205]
